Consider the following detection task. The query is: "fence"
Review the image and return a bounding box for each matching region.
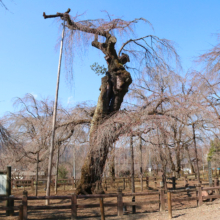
[10,173,220,190]
[0,189,162,220]
[1,183,220,219]
[11,178,75,191]
[10,175,218,193]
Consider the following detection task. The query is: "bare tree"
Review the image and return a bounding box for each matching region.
[1,94,91,186]
[43,8,179,194]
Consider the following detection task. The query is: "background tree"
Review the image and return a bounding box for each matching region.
[1,94,91,184]
[208,138,220,168]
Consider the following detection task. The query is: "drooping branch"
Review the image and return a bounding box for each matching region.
[0,0,8,10]
[43,9,109,38]
[118,35,153,56]
[55,118,91,129]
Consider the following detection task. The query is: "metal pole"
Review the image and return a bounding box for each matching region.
[46,21,65,205]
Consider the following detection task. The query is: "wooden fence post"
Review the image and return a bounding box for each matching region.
[172,177,176,190]
[71,193,77,220]
[6,166,11,216]
[99,198,105,220]
[197,185,203,206]
[22,190,28,220]
[117,189,123,216]
[72,177,75,188]
[31,178,34,191]
[9,195,14,216]
[105,180,107,191]
[185,177,188,188]
[128,177,131,189]
[146,176,149,189]
[167,191,172,219]
[154,177,157,188]
[140,175,143,191]
[159,189,165,212]
[19,205,23,220]
[214,178,219,194]
[123,178,125,190]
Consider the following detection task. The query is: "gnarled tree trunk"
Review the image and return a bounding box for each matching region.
[76,35,132,194]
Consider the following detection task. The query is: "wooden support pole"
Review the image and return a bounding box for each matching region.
[123,178,125,190]
[130,136,136,214]
[99,198,105,220]
[159,189,165,212]
[146,176,149,189]
[197,185,203,206]
[8,195,14,216]
[22,190,28,220]
[72,177,75,188]
[46,21,65,205]
[214,178,219,194]
[19,205,23,220]
[167,191,172,219]
[139,133,143,192]
[35,151,39,196]
[140,175,143,191]
[117,189,123,216]
[71,193,77,220]
[172,177,176,190]
[55,147,60,195]
[185,177,188,188]
[105,180,107,191]
[31,178,34,191]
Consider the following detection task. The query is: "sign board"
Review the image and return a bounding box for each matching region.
[0,174,7,195]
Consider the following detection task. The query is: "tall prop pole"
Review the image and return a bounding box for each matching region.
[46,21,65,205]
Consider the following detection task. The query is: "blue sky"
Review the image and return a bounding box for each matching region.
[0,0,220,117]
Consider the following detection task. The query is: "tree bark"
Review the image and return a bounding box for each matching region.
[185,145,195,174]
[175,142,181,177]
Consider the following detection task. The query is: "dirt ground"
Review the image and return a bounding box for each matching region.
[0,179,219,219]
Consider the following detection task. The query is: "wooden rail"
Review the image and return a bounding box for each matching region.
[0,189,162,220]
[1,177,220,219]
[11,175,218,192]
